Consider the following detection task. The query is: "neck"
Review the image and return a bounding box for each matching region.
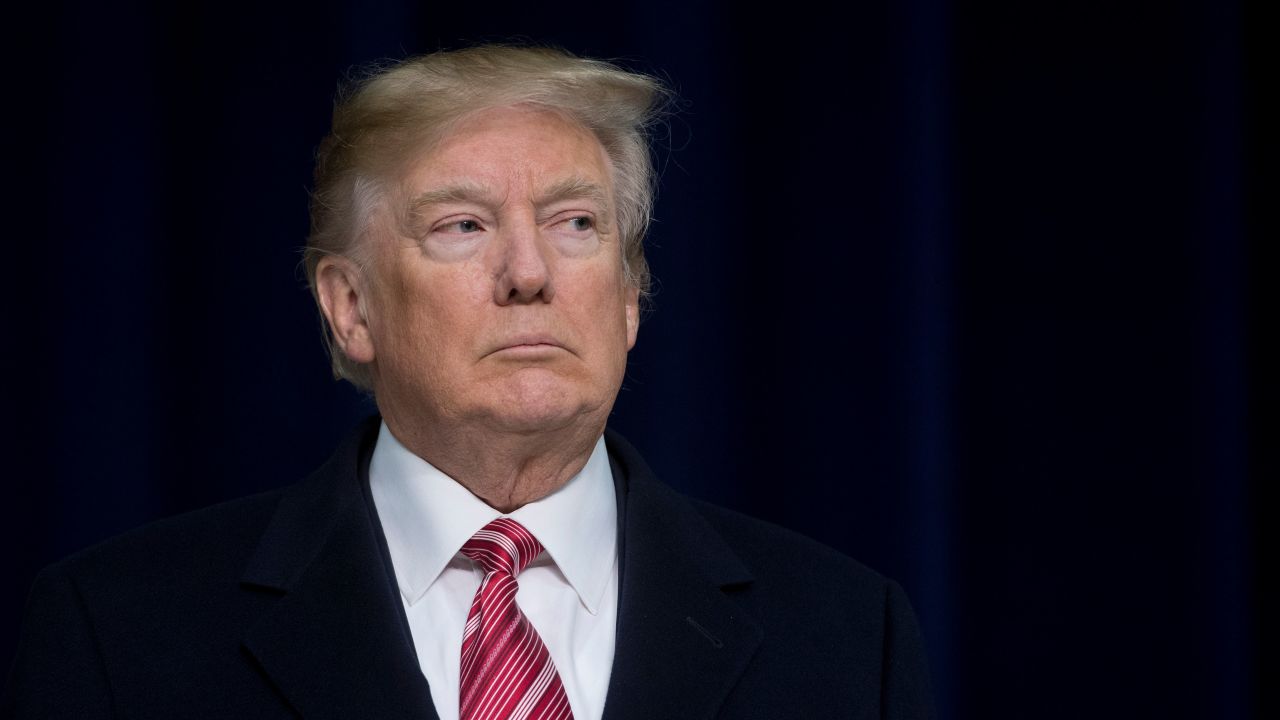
[380,413,604,513]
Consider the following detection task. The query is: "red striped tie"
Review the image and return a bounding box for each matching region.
[459,518,574,720]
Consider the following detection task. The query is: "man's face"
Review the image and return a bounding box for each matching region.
[359,105,640,437]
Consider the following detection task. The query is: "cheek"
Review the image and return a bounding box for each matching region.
[379,266,488,352]
[572,273,635,346]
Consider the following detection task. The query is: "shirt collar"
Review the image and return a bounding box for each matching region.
[368,421,617,615]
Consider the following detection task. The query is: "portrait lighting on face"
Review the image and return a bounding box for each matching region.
[7,44,937,720]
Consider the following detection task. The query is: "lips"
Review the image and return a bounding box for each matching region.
[487,333,569,357]
[503,333,561,348]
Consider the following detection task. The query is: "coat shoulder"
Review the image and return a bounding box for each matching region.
[8,491,295,719]
[603,426,938,720]
[692,496,937,719]
[683,497,911,658]
[56,489,286,594]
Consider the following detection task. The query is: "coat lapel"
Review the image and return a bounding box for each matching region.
[601,432,762,720]
[233,421,758,720]
[239,419,438,719]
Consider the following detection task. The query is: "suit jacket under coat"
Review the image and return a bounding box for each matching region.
[6,418,936,719]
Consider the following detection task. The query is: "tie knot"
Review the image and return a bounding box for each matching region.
[460,518,544,577]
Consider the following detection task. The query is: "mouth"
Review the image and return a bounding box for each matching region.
[487,334,568,358]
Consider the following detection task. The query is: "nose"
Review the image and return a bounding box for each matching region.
[493,221,555,304]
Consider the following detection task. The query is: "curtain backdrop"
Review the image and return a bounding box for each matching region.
[4,1,1271,718]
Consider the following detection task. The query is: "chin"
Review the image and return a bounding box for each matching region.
[482,402,587,435]
[485,374,600,434]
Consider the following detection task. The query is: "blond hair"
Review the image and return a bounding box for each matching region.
[304,45,669,389]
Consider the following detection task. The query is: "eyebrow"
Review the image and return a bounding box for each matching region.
[407,182,499,215]
[534,177,612,213]
[407,177,612,215]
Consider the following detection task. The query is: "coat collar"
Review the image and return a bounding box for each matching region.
[240,417,438,719]
[601,429,762,720]
[238,419,760,720]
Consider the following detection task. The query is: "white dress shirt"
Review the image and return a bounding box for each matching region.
[368,422,618,720]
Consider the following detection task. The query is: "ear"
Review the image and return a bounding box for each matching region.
[624,285,640,351]
[315,256,376,364]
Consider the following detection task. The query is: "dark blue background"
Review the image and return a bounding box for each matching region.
[4,1,1272,718]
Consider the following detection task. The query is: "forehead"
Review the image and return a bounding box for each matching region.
[401,104,614,197]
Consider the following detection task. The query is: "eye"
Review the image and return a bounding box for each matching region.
[546,213,602,257]
[430,217,483,235]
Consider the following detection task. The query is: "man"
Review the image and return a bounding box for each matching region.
[6,46,935,719]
